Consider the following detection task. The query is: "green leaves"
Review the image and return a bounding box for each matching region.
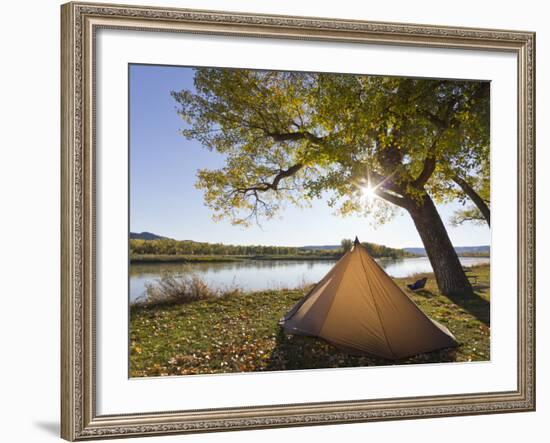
[172,69,490,226]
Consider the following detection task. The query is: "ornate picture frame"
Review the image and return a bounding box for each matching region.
[61,2,535,440]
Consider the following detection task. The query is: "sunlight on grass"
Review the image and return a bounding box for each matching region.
[129,265,490,377]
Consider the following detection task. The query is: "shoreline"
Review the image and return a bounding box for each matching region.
[130,254,489,264]
[130,254,342,264]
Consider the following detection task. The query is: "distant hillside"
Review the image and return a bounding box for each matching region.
[404,246,490,257]
[130,232,171,241]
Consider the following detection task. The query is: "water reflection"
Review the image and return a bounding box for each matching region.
[129,256,489,302]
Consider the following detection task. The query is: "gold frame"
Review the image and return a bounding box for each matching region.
[61,2,536,440]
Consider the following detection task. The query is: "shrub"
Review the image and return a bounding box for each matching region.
[135,274,241,307]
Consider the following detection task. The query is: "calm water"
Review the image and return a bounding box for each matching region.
[129,256,489,302]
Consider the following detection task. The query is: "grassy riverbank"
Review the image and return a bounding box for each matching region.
[131,254,242,263]
[129,265,490,377]
[130,254,341,264]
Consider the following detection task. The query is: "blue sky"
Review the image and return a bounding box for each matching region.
[129,64,490,248]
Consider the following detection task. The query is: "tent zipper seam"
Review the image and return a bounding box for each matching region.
[358,247,398,360]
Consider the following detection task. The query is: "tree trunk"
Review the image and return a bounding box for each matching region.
[407,193,473,297]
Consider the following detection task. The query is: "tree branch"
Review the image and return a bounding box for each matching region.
[266,130,325,144]
[373,188,409,209]
[369,170,406,196]
[412,155,436,188]
[270,163,304,190]
[452,214,485,225]
[234,163,304,195]
[453,175,490,226]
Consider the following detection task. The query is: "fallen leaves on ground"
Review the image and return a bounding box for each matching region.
[130,265,490,377]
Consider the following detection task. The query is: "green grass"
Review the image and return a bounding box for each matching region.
[129,264,490,377]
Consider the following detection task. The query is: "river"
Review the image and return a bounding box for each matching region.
[129,256,489,302]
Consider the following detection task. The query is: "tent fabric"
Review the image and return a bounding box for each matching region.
[280,240,458,359]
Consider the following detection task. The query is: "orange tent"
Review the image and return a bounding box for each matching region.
[280,237,457,359]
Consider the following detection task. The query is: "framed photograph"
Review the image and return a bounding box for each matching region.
[61,2,535,440]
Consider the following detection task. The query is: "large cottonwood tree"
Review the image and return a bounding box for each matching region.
[172,69,489,296]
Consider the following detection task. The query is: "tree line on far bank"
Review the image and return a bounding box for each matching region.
[130,238,413,259]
